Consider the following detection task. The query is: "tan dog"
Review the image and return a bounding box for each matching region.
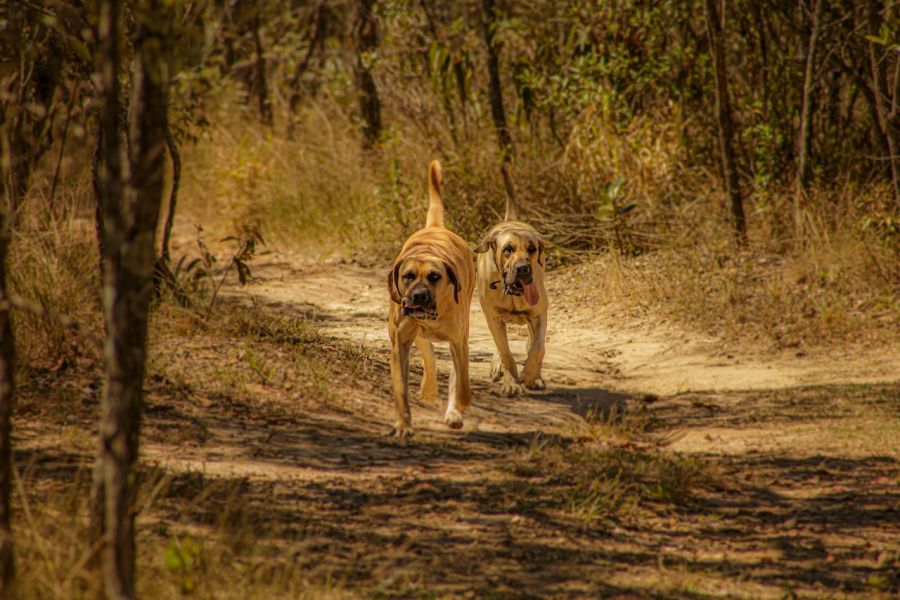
[386,161,475,436]
[474,188,548,397]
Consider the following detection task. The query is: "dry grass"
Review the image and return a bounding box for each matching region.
[8,186,102,369]
[177,94,899,349]
[11,466,361,599]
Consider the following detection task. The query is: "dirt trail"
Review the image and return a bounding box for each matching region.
[125,243,899,598]
[234,247,899,415]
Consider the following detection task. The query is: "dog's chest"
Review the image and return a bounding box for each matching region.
[491,299,534,324]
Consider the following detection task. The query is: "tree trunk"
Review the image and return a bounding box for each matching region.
[95,0,169,596]
[481,0,512,157]
[0,169,16,600]
[796,0,824,198]
[251,14,273,127]
[704,0,748,246]
[160,122,180,264]
[287,1,325,140]
[480,0,519,219]
[866,0,900,206]
[90,0,125,570]
[353,0,382,150]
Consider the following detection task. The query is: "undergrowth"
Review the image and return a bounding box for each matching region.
[176,93,900,349]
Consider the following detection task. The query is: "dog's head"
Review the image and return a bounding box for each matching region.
[475,223,544,305]
[387,255,460,320]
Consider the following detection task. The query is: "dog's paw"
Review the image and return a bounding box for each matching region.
[524,376,546,391]
[499,379,525,397]
[388,423,414,438]
[443,408,464,429]
[490,356,504,382]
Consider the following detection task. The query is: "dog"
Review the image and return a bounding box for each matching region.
[386,160,475,436]
[474,176,548,397]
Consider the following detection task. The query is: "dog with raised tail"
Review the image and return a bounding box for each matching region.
[474,175,548,397]
[386,161,475,436]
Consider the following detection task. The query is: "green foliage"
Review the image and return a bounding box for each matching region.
[164,536,203,594]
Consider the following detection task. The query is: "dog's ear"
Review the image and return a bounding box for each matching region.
[444,263,460,304]
[474,231,496,254]
[387,263,402,304]
[537,238,545,267]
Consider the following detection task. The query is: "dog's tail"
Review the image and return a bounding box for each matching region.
[501,164,519,221]
[426,160,444,228]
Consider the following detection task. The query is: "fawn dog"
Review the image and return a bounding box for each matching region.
[474,177,548,396]
[386,161,475,435]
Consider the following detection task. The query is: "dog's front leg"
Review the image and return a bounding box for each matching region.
[415,336,438,405]
[389,323,416,436]
[444,338,471,429]
[522,313,547,390]
[485,317,524,397]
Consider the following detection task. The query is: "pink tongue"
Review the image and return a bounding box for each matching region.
[523,282,539,306]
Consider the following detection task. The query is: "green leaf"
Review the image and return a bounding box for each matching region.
[164,546,183,571]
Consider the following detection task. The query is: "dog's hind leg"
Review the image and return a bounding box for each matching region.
[485,317,524,397]
[415,336,438,405]
[522,313,547,390]
[444,338,471,429]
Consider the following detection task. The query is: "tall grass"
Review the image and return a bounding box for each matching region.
[175,89,899,348]
[8,177,102,368]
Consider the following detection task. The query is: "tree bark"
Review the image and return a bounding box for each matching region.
[90,0,125,569]
[480,0,519,219]
[866,0,900,206]
[94,0,168,596]
[353,0,382,150]
[481,0,512,157]
[796,0,824,198]
[251,14,273,127]
[160,122,180,264]
[287,1,325,139]
[0,163,16,600]
[704,0,748,246]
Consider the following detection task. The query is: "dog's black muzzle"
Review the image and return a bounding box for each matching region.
[502,261,532,296]
[401,285,437,319]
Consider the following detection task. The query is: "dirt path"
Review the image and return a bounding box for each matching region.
[234,247,899,414]
[130,246,894,598]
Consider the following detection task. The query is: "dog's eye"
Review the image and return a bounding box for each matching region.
[402,272,415,282]
[528,245,536,254]
[427,272,441,283]
[503,246,514,255]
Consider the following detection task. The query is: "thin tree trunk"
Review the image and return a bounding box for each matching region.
[287,1,324,139]
[354,0,382,150]
[0,182,16,600]
[796,0,824,198]
[866,0,900,206]
[481,0,512,157]
[49,82,80,209]
[481,0,518,219]
[752,2,769,113]
[95,0,168,596]
[704,0,748,246]
[251,14,273,127]
[160,122,180,264]
[90,0,125,571]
